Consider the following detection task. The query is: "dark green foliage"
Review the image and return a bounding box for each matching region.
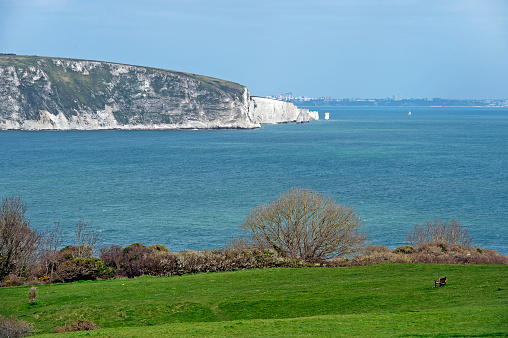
[392,245,414,254]
[149,244,169,252]
[254,249,306,268]
[123,243,146,252]
[59,245,93,260]
[53,257,114,283]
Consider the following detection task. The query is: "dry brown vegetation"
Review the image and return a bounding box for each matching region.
[54,319,99,333]
[240,188,367,261]
[1,194,506,288]
[325,242,508,267]
[0,315,35,338]
[407,219,473,247]
[0,196,40,280]
[99,243,306,279]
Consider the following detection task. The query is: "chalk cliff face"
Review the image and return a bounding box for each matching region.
[0,55,317,130]
[249,97,319,124]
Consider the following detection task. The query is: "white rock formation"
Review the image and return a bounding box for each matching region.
[249,97,319,124]
[0,56,318,130]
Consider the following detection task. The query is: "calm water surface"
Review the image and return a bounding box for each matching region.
[0,107,506,253]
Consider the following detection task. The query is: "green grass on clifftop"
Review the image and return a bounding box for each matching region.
[1,264,506,337]
[0,54,246,105]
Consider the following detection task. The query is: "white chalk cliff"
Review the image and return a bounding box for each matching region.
[0,55,317,130]
[249,97,319,124]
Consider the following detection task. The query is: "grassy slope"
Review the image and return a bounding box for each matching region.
[0,54,246,105]
[1,264,506,337]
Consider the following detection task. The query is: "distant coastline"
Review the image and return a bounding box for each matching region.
[275,97,508,108]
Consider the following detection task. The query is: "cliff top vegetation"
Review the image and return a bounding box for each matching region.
[0,54,246,107]
[0,54,245,92]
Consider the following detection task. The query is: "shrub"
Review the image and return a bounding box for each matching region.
[393,246,414,254]
[363,245,390,254]
[240,188,367,262]
[123,243,146,254]
[101,243,178,278]
[406,219,473,247]
[28,287,37,304]
[53,257,114,283]
[60,245,93,261]
[412,242,508,264]
[99,245,124,270]
[0,315,35,337]
[54,319,99,333]
[1,274,23,287]
[253,249,307,268]
[149,244,169,252]
[221,248,259,270]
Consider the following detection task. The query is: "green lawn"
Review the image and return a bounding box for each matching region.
[1,264,506,337]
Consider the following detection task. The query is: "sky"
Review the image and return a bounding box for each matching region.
[0,0,507,99]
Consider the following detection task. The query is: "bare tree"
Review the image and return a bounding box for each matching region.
[406,219,474,247]
[39,220,66,276]
[72,219,102,258]
[0,196,41,280]
[240,188,367,262]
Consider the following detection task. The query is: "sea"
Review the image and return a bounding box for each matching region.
[0,107,506,254]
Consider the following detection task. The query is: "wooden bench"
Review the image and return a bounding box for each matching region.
[434,277,446,287]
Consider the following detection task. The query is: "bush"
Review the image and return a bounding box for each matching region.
[254,249,307,268]
[240,188,367,262]
[412,242,508,264]
[99,242,314,278]
[28,287,37,304]
[123,243,146,254]
[363,245,391,254]
[393,246,414,254]
[99,245,124,270]
[0,315,35,337]
[101,243,178,278]
[406,219,473,247]
[149,244,169,252]
[55,319,99,333]
[54,257,114,283]
[60,245,93,261]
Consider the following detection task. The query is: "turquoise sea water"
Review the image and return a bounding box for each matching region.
[0,107,506,254]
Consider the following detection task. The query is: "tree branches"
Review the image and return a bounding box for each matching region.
[240,188,367,262]
[406,219,474,247]
[0,196,40,279]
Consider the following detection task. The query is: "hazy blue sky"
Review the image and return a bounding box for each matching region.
[1,0,507,99]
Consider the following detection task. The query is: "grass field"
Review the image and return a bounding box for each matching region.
[1,264,506,337]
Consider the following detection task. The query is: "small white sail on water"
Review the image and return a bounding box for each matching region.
[325,112,330,120]
[408,111,412,116]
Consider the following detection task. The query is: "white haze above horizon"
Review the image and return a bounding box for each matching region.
[0,0,507,99]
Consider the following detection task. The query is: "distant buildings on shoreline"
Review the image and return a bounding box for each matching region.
[267,93,508,107]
